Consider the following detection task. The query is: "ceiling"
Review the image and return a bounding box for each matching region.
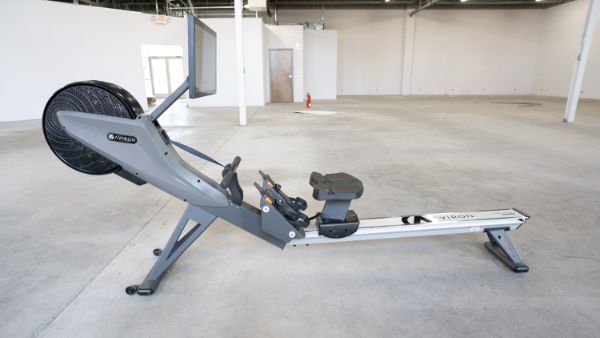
[50,0,575,15]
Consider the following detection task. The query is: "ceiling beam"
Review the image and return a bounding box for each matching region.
[56,0,575,11]
[409,0,441,16]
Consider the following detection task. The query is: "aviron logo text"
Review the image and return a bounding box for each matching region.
[107,133,137,144]
[436,214,475,221]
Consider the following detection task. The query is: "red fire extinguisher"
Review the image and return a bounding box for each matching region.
[306,92,312,108]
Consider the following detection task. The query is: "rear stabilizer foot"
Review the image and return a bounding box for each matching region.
[135,277,162,296]
[125,277,162,296]
[484,229,529,273]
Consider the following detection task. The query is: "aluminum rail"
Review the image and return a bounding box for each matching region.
[289,209,528,245]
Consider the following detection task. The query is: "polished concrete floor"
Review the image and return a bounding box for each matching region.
[1,96,600,337]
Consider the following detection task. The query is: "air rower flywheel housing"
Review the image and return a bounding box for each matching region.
[42,81,143,175]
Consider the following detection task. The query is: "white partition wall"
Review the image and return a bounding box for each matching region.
[277,10,406,96]
[303,30,338,100]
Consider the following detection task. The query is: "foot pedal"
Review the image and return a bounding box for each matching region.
[317,210,359,239]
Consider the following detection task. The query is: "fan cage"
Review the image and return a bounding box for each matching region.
[42,81,143,175]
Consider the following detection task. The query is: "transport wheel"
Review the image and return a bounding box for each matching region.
[153,248,163,257]
[42,81,144,175]
[125,285,138,295]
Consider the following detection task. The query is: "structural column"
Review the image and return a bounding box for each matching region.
[234,0,247,125]
[564,0,599,123]
[401,12,416,96]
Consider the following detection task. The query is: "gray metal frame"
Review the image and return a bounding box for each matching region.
[58,92,530,294]
[150,80,190,121]
[136,204,216,295]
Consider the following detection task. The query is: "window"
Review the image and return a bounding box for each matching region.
[141,45,184,100]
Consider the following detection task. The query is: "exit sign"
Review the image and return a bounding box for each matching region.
[155,15,167,24]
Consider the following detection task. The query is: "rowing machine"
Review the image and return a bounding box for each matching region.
[42,16,529,296]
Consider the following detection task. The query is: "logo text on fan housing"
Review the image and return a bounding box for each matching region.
[107,133,137,144]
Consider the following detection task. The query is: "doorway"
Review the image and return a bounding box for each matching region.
[269,49,294,103]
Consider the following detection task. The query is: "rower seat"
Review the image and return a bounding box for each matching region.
[309,172,364,201]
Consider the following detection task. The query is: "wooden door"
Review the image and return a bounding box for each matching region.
[269,49,293,103]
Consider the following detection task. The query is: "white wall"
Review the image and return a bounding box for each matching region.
[533,0,600,99]
[276,9,406,95]
[410,10,543,95]
[0,1,267,122]
[0,0,186,122]
[327,10,406,95]
[275,9,545,97]
[262,24,270,105]
[3,2,599,123]
[265,25,305,102]
[187,18,266,107]
[303,30,337,100]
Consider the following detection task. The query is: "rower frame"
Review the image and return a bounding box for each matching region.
[57,100,531,296]
[126,204,529,295]
[292,209,528,244]
[58,97,531,296]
